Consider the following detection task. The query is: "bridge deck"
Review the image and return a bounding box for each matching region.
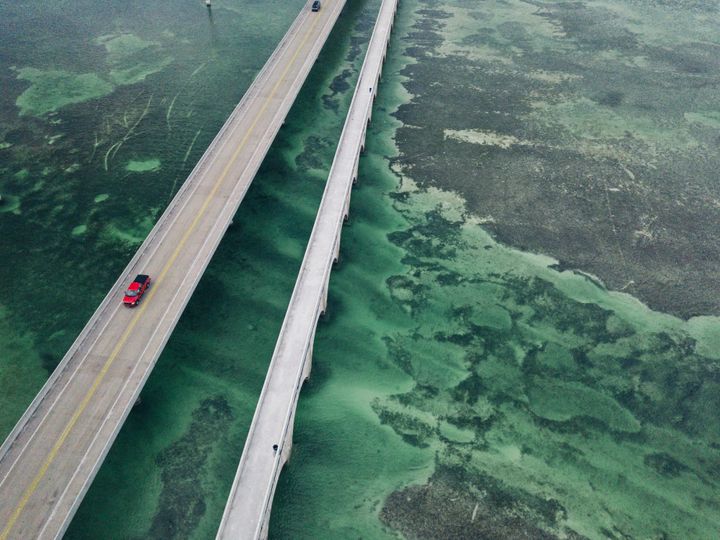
[216,0,398,537]
[0,1,345,538]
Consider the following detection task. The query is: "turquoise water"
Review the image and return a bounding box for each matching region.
[1,0,719,538]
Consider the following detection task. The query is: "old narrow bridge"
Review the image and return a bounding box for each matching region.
[217,0,398,536]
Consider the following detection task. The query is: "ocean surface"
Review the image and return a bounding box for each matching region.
[1,0,718,539]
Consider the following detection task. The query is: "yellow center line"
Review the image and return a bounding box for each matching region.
[0,5,330,538]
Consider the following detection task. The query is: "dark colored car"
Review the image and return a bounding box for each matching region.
[311,0,321,11]
[123,274,151,306]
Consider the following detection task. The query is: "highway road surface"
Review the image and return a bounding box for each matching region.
[0,1,345,538]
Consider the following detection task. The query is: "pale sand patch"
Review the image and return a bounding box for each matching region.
[524,69,582,84]
[444,128,532,149]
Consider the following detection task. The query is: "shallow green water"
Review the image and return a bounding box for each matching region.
[1,0,719,539]
[271,0,720,538]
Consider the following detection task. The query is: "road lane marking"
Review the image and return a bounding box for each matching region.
[0,4,330,538]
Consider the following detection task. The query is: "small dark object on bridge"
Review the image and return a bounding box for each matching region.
[272,444,278,453]
[311,0,321,11]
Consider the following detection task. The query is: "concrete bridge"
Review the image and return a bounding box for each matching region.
[0,1,347,538]
[215,0,398,537]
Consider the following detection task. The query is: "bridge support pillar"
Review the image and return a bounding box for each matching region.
[303,340,314,382]
[320,285,329,316]
[281,418,294,463]
[342,191,351,223]
[332,235,341,265]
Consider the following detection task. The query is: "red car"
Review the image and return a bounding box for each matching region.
[123,274,151,306]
